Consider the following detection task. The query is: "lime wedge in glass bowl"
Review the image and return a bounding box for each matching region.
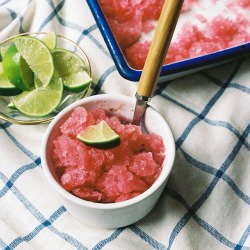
[0,32,92,125]
[12,76,63,117]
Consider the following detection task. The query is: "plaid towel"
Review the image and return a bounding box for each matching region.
[0,0,249,249]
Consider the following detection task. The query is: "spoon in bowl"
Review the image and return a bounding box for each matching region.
[132,0,184,126]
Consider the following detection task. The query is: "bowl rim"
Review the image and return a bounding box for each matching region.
[41,94,176,210]
[87,0,250,81]
[0,31,91,125]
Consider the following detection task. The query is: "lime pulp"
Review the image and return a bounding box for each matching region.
[14,36,54,87]
[12,76,63,117]
[52,48,92,93]
[77,120,121,149]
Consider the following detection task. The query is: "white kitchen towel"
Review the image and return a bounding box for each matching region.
[0,0,249,249]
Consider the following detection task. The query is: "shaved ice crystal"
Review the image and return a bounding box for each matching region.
[52,107,165,203]
[99,0,250,69]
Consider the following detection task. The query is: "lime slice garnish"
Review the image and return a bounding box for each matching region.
[52,48,92,93]
[12,76,63,117]
[40,32,57,50]
[2,44,34,91]
[0,62,22,96]
[14,36,54,87]
[77,120,121,149]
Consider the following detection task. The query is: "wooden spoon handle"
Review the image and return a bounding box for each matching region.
[136,0,183,98]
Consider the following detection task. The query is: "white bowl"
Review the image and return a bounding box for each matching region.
[41,94,175,228]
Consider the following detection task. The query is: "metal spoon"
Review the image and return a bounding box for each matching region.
[132,0,184,126]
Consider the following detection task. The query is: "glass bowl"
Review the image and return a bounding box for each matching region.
[0,32,91,125]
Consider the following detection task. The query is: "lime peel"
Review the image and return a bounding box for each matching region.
[12,77,63,117]
[77,120,121,149]
[2,44,34,91]
[40,32,57,50]
[14,36,54,87]
[52,48,92,93]
[0,62,22,96]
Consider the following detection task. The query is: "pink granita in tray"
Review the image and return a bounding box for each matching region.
[99,0,250,70]
[52,107,165,203]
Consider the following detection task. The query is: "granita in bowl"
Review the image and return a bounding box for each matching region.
[41,94,175,228]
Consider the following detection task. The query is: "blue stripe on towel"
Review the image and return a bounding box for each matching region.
[0,122,12,129]
[2,126,38,161]
[38,0,66,31]
[0,161,39,198]
[0,238,9,250]
[75,23,98,44]
[179,148,250,205]
[1,0,32,33]
[202,71,250,94]
[0,0,12,6]
[18,14,25,33]
[0,171,88,250]
[129,225,168,250]
[167,125,250,249]
[235,225,250,250]
[228,83,250,94]
[91,66,116,95]
[0,126,88,249]
[6,206,66,249]
[166,188,244,249]
[159,92,250,151]
[42,0,110,57]
[175,60,243,149]
[92,228,126,250]
[5,8,17,20]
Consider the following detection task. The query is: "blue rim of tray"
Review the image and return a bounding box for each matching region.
[87,0,250,82]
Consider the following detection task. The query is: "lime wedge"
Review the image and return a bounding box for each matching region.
[63,70,92,93]
[14,36,54,87]
[7,102,16,109]
[0,62,22,96]
[0,46,9,58]
[40,32,57,50]
[34,76,43,88]
[34,69,60,89]
[77,120,121,149]
[2,44,34,91]
[52,48,92,93]
[12,76,63,117]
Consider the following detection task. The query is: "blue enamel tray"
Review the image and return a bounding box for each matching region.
[87,0,250,82]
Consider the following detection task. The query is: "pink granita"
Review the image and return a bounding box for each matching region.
[52,107,165,203]
[125,41,151,70]
[181,0,198,13]
[99,0,250,70]
[107,15,142,47]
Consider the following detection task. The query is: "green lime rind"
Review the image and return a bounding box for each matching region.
[0,62,22,96]
[12,76,63,117]
[52,48,92,93]
[2,44,34,91]
[7,102,17,110]
[40,32,57,50]
[14,36,54,87]
[76,120,121,149]
[34,69,60,89]
[78,137,121,149]
[0,46,9,59]
[52,48,85,75]
[63,70,92,93]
